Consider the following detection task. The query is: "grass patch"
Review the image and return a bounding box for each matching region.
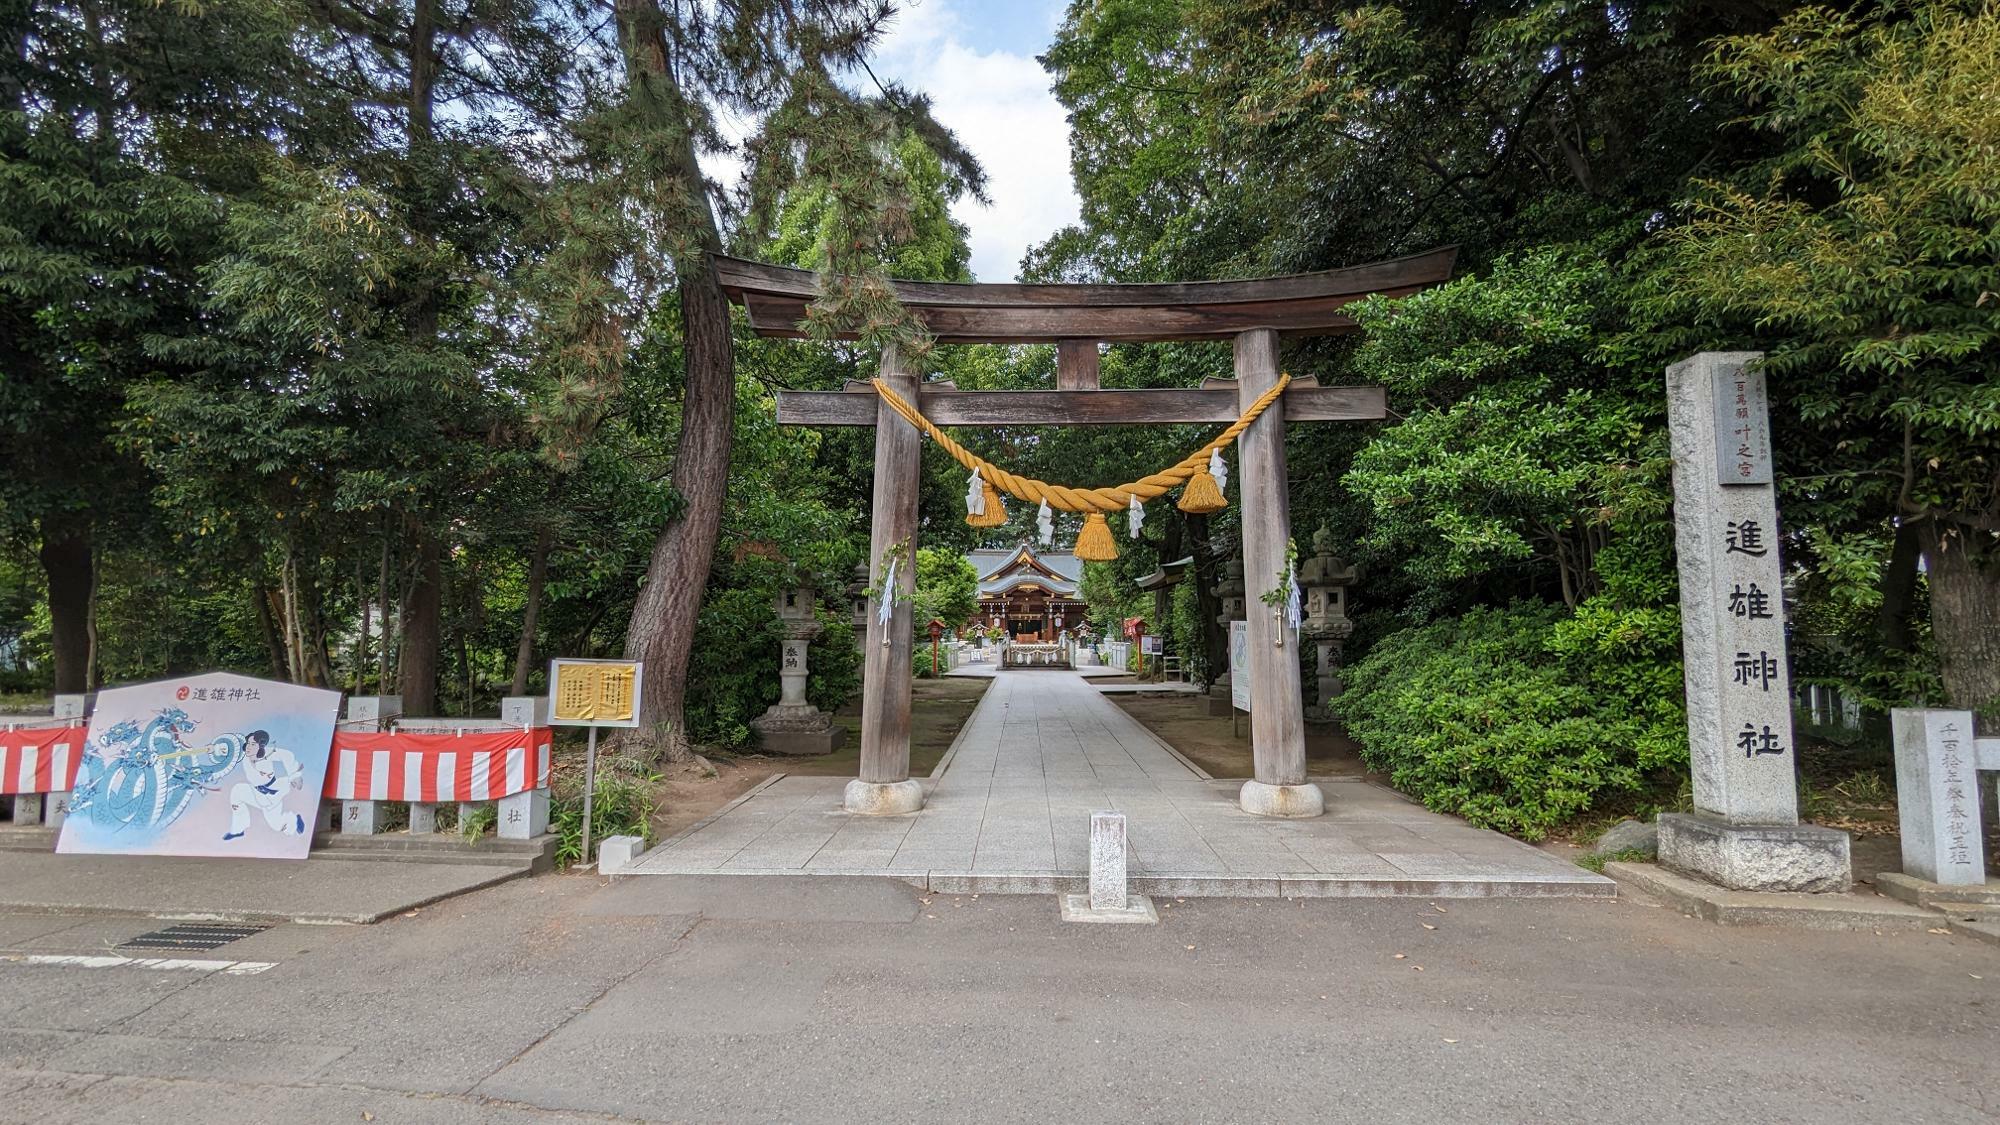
[1576,846,1654,873]
[550,757,661,868]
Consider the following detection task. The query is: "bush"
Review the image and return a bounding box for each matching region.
[1331,600,1686,840]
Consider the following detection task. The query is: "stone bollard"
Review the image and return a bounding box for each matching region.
[598,834,645,874]
[1059,811,1158,924]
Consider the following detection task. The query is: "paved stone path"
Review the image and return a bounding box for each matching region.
[625,671,1612,897]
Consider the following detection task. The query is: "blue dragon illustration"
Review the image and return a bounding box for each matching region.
[69,707,243,832]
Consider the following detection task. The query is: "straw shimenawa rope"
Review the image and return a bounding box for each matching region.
[869,373,1291,514]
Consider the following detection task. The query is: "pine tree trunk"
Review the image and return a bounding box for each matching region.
[355,570,369,695]
[510,527,551,697]
[39,515,91,694]
[1922,519,2000,734]
[255,584,290,679]
[376,536,393,692]
[615,0,735,764]
[399,530,444,716]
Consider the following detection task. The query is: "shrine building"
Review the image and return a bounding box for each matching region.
[968,544,1087,642]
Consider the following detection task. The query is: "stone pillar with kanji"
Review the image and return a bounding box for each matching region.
[1658,352,1849,892]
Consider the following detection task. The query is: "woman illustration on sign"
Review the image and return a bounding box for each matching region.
[223,730,308,841]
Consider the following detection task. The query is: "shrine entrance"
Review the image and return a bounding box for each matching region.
[721,248,1457,818]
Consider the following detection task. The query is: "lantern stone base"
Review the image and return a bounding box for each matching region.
[1238,779,1325,818]
[749,705,846,757]
[1657,811,1851,894]
[1205,677,1235,717]
[843,778,925,816]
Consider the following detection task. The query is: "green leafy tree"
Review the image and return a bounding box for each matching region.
[1641,0,2000,723]
[1343,250,1655,612]
[0,0,306,690]
[913,548,977,629]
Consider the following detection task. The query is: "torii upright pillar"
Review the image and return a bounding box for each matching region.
[847,346,925,815]
[1233,329,1322,817]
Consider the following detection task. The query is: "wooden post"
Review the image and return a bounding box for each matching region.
[1057,340,1101,390]
[1233,329,1322,817]
[849,347,925,814]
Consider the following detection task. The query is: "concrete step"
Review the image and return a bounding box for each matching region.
[0,825,56,853]
[3,824,556,872]
[308,832,558,873]
[1873,871,2000,910]
[1607,862,1941,931]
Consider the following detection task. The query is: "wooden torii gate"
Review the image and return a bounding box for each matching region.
[721,248,1457,818]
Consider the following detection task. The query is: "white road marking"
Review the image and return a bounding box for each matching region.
[0,953,274,975]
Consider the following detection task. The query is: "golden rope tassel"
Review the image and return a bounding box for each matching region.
[966,478,1008,528]
[1177,468,1226,514]
[1073,511,1119,561]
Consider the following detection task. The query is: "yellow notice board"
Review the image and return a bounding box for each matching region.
[548,658,644,728]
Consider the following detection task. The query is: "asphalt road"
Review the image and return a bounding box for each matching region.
[2,873,1996,1123]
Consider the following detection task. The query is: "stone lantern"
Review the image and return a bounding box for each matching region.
[1299,525,1358,721]
[847,562,870,654]
[1205,555,1247,717]
[750,583,846,755]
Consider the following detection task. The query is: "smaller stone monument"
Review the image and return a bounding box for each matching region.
[750,584,846,756]
[1060,811,1158,924]
[1299,525,1357,722]
[1205,556,1247,717]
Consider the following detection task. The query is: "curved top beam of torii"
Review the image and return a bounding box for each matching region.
[715,246,1457,344]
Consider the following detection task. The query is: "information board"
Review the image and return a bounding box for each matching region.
[549,658,643,728]
[1229,620,1250,713]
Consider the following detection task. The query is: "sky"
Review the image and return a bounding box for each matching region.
[867,0,1079,282]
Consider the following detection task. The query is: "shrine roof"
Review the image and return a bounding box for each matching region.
[716,248,1458,344]
[968,545,1083,597]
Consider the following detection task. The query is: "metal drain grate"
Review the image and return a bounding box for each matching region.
[120,923,272,952]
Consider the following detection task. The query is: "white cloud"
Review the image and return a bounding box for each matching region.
[871,1,1079,281]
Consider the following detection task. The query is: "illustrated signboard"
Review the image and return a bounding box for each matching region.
[549,658,643,728]
[57,672,340,860]
[1140,636,1162,655]
[1229,620,1250,713]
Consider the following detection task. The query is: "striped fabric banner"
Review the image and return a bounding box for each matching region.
[0,726,87,796]
[323,728,553,803]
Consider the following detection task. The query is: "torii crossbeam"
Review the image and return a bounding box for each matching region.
[727,247,1457,818]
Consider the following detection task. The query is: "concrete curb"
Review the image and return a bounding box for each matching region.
[1605,862,1941,931]
[0,864,530,926]
[618,865,1616,899]
[1873,870,2000,911]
